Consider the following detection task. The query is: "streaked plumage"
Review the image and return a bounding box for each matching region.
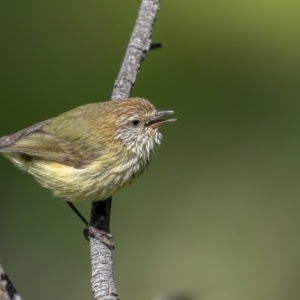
[0,98,175,201]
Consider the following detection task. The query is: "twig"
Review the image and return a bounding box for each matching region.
[0,262,22,300]
[89,0,161,299]
[150,42,162,50]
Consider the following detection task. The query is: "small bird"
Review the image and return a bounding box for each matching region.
[0,97,175,245]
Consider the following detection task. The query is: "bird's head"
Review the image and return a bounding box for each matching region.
[112,98,176,159]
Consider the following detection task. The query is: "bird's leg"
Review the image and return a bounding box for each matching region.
[66,202,114,249]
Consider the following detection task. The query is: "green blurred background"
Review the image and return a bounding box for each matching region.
[1,0,300,299]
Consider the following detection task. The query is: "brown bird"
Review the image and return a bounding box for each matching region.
[0,97,176,246]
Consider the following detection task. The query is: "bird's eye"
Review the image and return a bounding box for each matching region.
[131,120,141,126]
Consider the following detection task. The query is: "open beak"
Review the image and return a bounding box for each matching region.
[147,110,177,128]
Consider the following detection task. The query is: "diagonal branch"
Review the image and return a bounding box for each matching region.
[111,0,160,100]
[89,1,161,299]
[0,262,22,300]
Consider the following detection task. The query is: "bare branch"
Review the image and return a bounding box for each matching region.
[0,262,22,300]
[111,0,160,100]
[89,1,161,299]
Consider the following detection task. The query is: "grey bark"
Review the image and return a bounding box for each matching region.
[89,1,161,299]
[111,0,160,100]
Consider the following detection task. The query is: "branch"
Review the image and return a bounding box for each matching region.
[111,0,160,100]
[89,1,160,299]
[0,262,22,300]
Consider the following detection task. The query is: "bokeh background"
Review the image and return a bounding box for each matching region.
[1,1,300,299]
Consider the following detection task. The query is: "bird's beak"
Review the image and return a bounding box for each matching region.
[147,110,177,128]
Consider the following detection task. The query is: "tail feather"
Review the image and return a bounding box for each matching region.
[0,135,12,150]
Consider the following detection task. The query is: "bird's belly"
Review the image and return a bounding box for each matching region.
[28,158,146,202]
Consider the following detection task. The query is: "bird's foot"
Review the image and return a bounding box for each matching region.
[83,226,114,250]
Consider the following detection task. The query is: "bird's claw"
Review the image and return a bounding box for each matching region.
[83,226,114,250]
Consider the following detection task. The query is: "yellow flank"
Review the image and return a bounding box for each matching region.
[25,153,142,202]
[45,162,74,172]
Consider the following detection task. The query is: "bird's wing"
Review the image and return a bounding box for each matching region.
[0,119,99,168]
